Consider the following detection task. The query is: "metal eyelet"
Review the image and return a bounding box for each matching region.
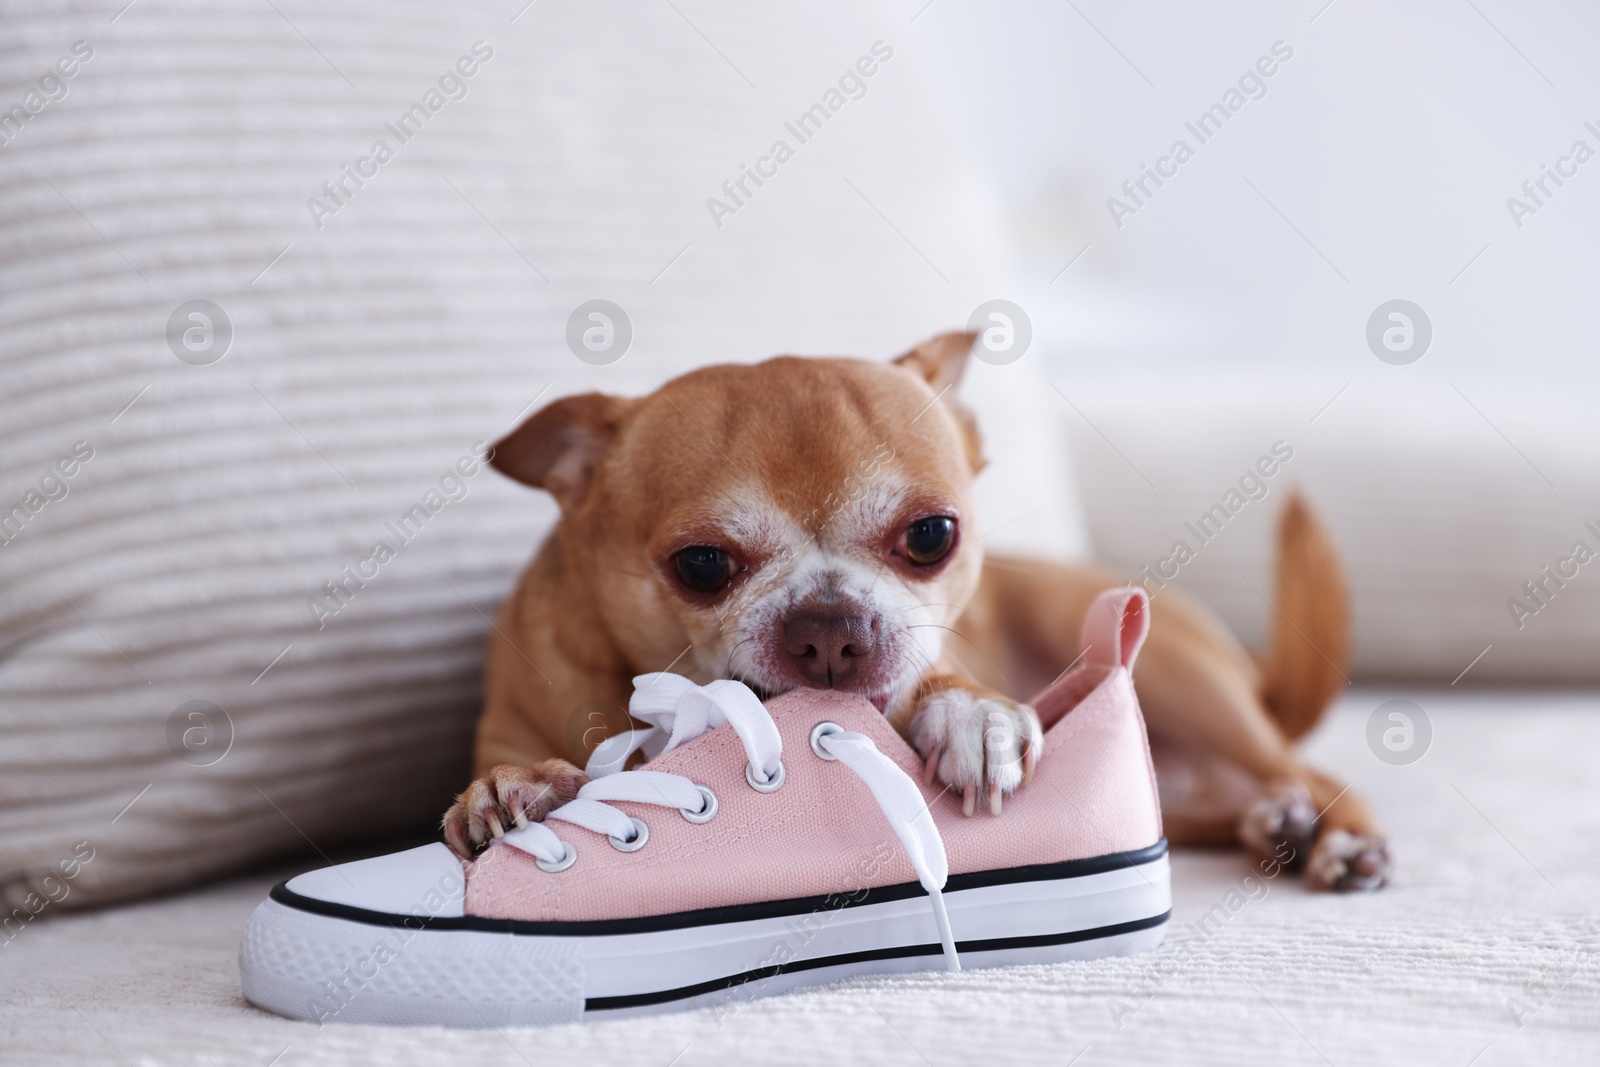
[608,816,650,853]
[810,721,844,760]
[535,841,577,873]
[745,759,786,793]
[680,784,718,824]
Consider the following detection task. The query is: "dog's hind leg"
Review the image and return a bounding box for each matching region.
[979,494,1390,890]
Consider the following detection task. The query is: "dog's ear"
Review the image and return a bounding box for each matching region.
[893,331,986,473]
[490,392,631,510]
[893,331,976,392]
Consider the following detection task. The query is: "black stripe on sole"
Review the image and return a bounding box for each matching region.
[585,910,1173,1011]
[269,839,1167,937]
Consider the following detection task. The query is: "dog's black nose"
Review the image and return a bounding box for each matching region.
[781,614,874,686]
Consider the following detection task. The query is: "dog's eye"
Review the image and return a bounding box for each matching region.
[901,516,956,567]
[673,545,735,594]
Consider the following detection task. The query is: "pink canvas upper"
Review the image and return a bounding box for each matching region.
[465,587,1162,922]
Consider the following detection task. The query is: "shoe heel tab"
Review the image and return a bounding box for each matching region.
[1081,587,1150,672]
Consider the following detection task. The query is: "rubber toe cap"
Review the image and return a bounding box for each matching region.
[283,842,466,917]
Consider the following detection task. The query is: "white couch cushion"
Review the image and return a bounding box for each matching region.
[1066,372,1599,682]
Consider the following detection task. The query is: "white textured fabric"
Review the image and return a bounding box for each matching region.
[0,0,1088,909]
[4,691,1596,1064]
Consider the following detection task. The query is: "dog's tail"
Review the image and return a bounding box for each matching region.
[1258,491,1351,742]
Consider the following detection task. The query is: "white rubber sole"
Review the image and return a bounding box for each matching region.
[240,846,1171,1028]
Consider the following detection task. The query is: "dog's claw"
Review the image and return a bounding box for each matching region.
[443,820,470,859]
[442,761,590,859]
[910,690,1041,818]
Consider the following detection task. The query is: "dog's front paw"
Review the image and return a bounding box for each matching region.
[910,688,1042,816]
[442,760,589,859]
[1306,829,1391,892]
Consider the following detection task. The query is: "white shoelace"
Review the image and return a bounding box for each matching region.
[499,673,961,972]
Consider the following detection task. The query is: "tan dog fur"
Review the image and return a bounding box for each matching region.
[443,333,1390,891]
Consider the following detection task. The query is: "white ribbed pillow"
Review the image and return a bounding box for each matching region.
[0,0,1081,909]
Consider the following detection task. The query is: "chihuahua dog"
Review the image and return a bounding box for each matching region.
[443,333,1390,892]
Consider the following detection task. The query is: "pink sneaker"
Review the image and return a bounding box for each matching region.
[240,588,1169,1026]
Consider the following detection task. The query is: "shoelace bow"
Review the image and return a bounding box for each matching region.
[499,673,961,972]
